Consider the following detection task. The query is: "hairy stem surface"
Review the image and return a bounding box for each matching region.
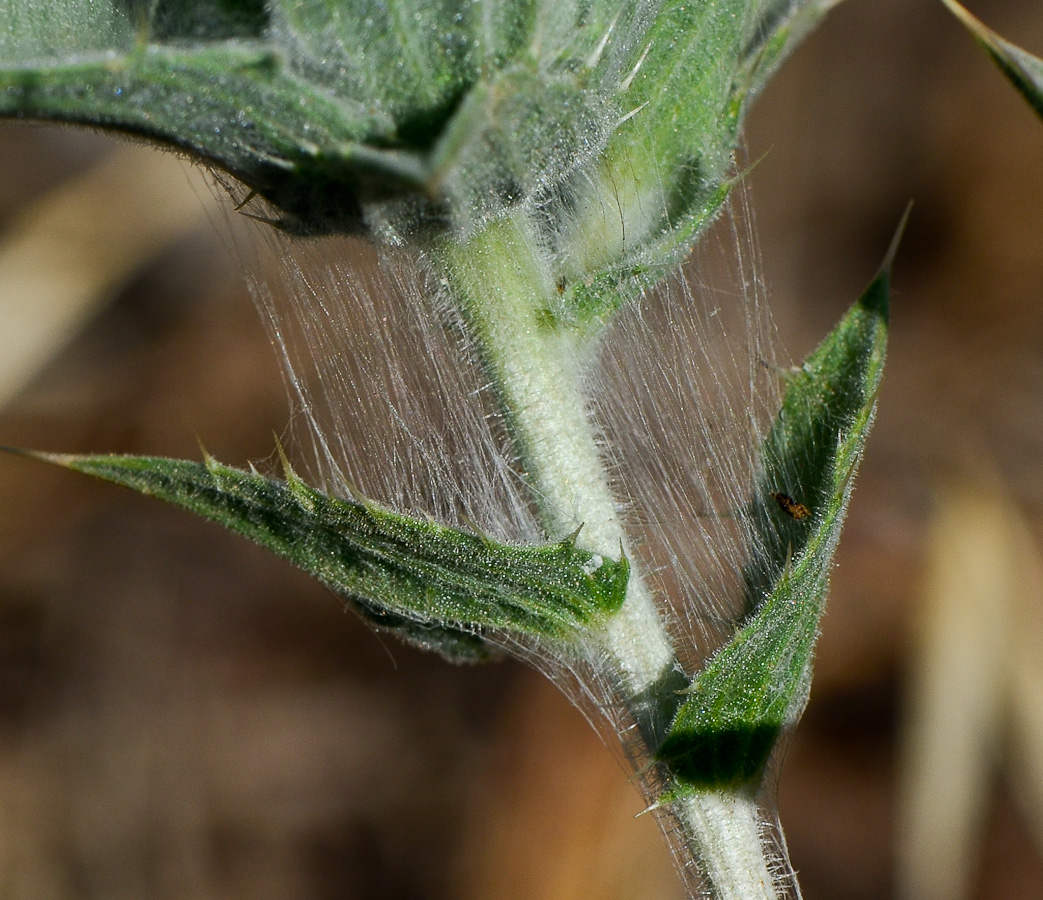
[434,212,781,900]
[435,214,674,688]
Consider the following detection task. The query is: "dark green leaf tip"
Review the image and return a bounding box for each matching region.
[941,0,1043,121]
[0,445,34,461]
[859,202,910,323]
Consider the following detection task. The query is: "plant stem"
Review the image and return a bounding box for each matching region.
[435,213,674,688]
[434,211,780,900]
[678,791,780,900]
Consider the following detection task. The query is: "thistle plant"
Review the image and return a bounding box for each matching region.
[2,1,1040,898]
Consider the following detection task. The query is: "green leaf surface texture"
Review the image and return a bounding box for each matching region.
[0,0,833,252]
[22,449,629,661]
[942,0,1043,121]
[654,223,894,794]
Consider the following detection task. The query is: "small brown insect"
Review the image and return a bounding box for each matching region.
[770,491,811,521]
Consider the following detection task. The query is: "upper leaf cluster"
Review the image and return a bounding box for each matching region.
[0,0,832,275]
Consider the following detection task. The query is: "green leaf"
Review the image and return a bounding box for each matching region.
[941,0,1043,121]
[0,0,835,255]
[9,448,629,661]
[654,210,902,794]
[551,0,839,322]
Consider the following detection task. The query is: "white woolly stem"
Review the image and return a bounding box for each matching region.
[435,213,674,687]
[676,792,780,900]
[435,211,779,900]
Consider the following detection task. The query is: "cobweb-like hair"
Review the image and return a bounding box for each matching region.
[216,165,795,899]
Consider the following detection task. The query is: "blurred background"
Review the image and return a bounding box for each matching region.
[1,0,1042,898]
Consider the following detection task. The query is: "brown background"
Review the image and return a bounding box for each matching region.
[1,1,1042,898]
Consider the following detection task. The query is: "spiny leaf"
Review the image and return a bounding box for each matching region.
[10,449,629,661]
[0,0,835,259]
[941,0,1043,121]
[654,209,902,794]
